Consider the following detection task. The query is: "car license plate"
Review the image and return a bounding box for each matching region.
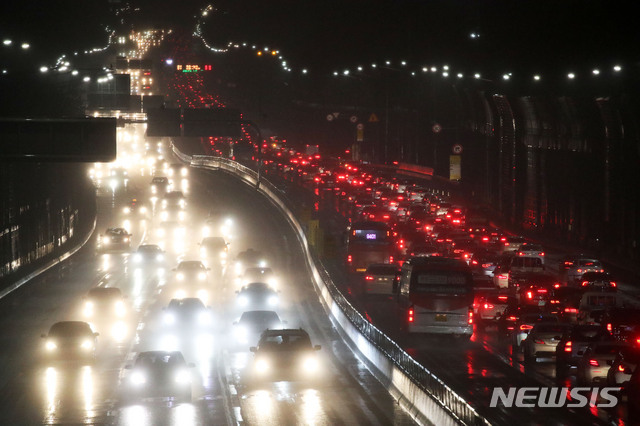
[435,314,447,322]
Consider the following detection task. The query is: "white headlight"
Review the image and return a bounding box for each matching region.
[46,340,57,351]
[177,273,184,280]
[268,296,278,306]
[115,301,126,317]
[123,207,131,214]
[255,358,269,373]
[303,356,319,372]
[164,313,176,324]
[175,368,191,384]
[198,312,211,325]
[80,340,93,350]
[131,371,146,385]
[238,296,248,306]
[133,253,142,262]
[156,254,164,261]
[198,272,206,280]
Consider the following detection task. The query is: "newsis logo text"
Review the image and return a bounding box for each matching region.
[490,387,622,408]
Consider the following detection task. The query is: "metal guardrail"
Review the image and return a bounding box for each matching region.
[171,143,490,426]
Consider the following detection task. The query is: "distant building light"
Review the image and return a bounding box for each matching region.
[592,69,600,75]
[474,73,481,79]
[343,69,349,75]
[567,73,575,79]
[613,65,622,72]
[401,61,407,66]
[457,73,463,78]
[422,67,428,72]
[83,76,91,82]
[442,72,449,77]
[534,75,541,81]
[165,58,173,65]
[21,43,30,49]
[39,66,48,73]
[3,39,12,46]
[385,60,391,65]
[431,66,437,72]
[443,65,449,71]
[371,63,377,68]
[71,70,79,76]
[302,69,308,74]
[503,74,510,80]
[333,71,338,76]
[357,66,363,71]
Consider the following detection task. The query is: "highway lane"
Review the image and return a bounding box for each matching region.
[0,127,418,425]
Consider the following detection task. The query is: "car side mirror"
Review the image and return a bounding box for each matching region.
[188,362,196,368]
[249,347,257,353]
[314,345,321,351]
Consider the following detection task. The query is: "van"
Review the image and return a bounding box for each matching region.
[577,291,624,324]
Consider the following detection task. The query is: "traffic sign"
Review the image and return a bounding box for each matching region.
[326,114,334,121]
[368,113,379,123]
[350,115,358,123]
[356,123,364,130]
[432,123,442,133]
[452,144,463,154]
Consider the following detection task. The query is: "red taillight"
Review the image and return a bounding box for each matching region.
[537,288,548,293]
[389,256,394,263]
[611,282,617,287]
[498,274,508,280]
[408,307,415,323]
[619,364,627,372]
[564,341,572,352]
[564,308,578,313]
[468,309,473,324]
[347,255,352,263]
[520,324,534,331]
[607,323,612,332]
[498,296,508,301]
[534,339,545,344]
[581,281,589,287]
[589,359,599,367]
[540,252,545,256]
[471,260,478,265]
[365,275,374,281]
[484,303,494,309]
[482,236,489,242]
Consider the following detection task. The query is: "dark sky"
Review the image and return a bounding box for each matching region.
[202,0,639,75]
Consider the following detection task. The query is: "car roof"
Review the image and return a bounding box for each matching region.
[177,260,205,268]
[260,328,310,338]
[87,287,122,298]
[137,244,162,252]
[168,298,206,308]
[49,321,93,334]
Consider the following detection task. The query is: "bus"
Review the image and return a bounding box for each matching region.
[397,257,474,337]
[346,221,396,273]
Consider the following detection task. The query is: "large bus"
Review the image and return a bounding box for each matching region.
[346,221,396,273]
[397,257,474,337]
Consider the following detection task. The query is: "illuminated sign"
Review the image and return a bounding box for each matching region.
[175,64,213,72]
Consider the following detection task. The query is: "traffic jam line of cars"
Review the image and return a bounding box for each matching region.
[255,141,640,417]
[42,143,325,407]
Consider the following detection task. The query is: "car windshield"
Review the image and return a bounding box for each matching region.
[135,352,186,367]
[239,311,280,324]
[260,332,311,349]
[137,245,162,253]
[49,322,92,337]
[168,298,205,310]
[87,288,121,299]
[177,261,205,270]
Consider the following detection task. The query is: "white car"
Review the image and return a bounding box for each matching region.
[566,258,604,284]
[516,243,545,264]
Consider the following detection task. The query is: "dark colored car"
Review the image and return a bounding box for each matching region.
[132,244,165,264]
[41,321,99,363]
[236,282,279,310]
[125,351,194,402]
[249,329,321,382]
[233,310,285,345]
[555,324,613,377]
[98,227,131,251]
[82,287,127,320]
[579,272,617,291]
[162,298,213,329]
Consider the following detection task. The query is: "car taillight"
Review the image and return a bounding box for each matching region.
[498,275,508,280]
[468,309,473,324]
[554,283,561,288]
[607,323,612,332]
[520,324,533,330]
[581,281,589,287]
[471,260,478,265]
[537,289,548,294]
[540,252,545,256]
[534,339,545,344]
[365,275,374,281]
[482,263,492,268]
[482,237,489,242]
[564,308,578,313]
[347,255,352,263]
[611,282,617,287]
[484,303,494,309]
[564,341,572,352]
[589,359,599,367]
[619,364,627,372]
[408,307,414,323]
[498,296,508,301]
[389,256,394,263]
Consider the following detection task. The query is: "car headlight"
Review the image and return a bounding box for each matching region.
[181,168,187,177]
[303,355,319,372]
[131,371,146,386]
[161,211,168,221]
[45,340,57,351]
[179,200,186,208]
[102,238,110,245]
[152,186,157,194]
[238,296,248,306]
[157,229,165,237]
[80,340,93,350]
[235,263,243,274]
[140,207,147,214]
[220,252,227,259]
[179,211,186,221]
[255,358,270,373]
[259,260,267,268]
[133,253,142,262]
[177,273,185,281]
[175,368,190,384]
[124,237,130,243]
[267,296,278,306]
[156,254,164,262]
[123,207,131,214]
[198,272,206,280]
[164,313,176,325]
[115,301,126,317]
[202,226,210,236]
